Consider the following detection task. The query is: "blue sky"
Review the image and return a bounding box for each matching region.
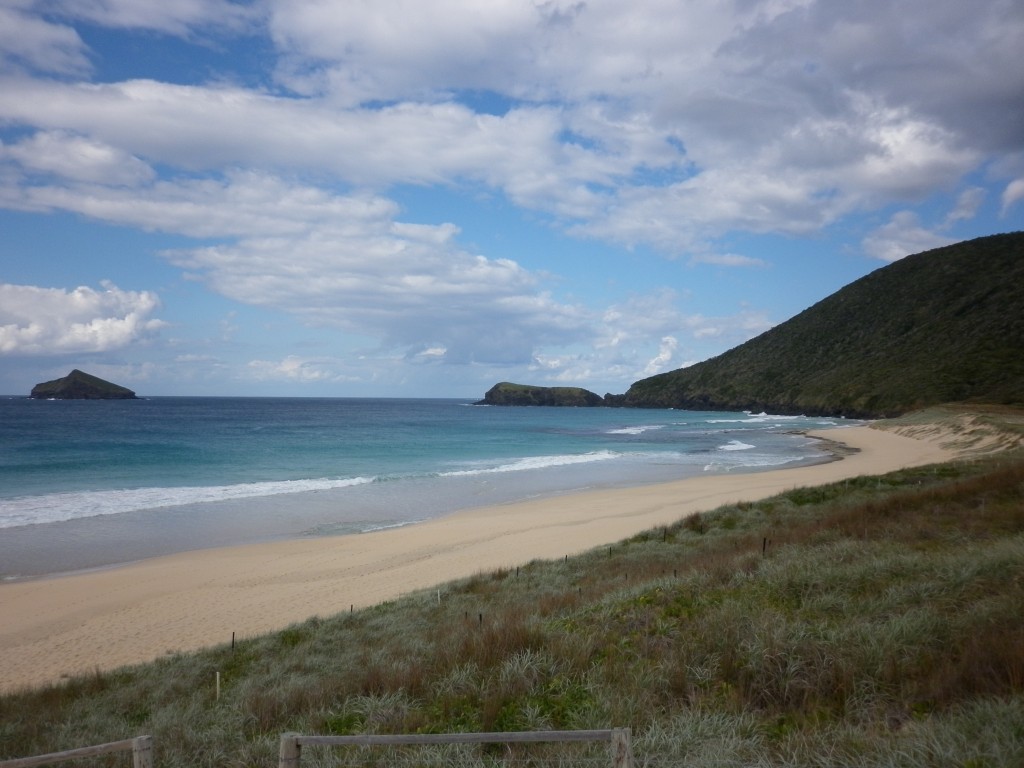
[1,0,1022,398]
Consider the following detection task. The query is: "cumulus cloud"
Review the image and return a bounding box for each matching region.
[640,336,679,377]
[0,3,89,75]
[0,282,165,355]
[1002,178,1024,215]
[3,130,155,185]
[0,159,602,366]
[2,0,1015,253]
[862,212,955,262]
[0,80,664,223]
[0,0,1020,393]
[8,168,592,365]
[261,0,1011,244]
[944,187,986,226]
[247,355,342,384]
[46,0,256,36]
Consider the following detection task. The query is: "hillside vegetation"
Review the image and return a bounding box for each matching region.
[3,426,1023,767]
[624,232,1024,417]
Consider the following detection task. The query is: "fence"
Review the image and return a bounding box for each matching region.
[279,729,634,768]
[0,737,153,768]
[2,730,632,768]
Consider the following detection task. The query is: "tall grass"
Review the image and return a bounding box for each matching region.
[2,453,1022,767]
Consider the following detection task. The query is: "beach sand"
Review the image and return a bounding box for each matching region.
[0,424,959,693]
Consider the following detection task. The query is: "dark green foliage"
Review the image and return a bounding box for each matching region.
[624,232,1024,417]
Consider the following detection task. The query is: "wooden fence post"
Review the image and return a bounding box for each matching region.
[276,729,629,767]
[611,728,633,768]
[278,733,301,768]
[131,736,153,768]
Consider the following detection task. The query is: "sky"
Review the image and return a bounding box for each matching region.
[1,1,1022,398]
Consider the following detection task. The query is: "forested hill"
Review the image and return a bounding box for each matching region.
[623,232,1024,418]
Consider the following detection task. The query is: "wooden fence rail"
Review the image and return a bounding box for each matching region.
[279,729,633,768]
[0,737,153,768]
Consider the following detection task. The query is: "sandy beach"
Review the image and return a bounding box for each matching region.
[0,424,959,693]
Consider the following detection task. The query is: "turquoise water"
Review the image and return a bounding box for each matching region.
[0,397,848,577]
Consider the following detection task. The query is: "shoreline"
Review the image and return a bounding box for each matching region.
[0,424,958,693]
[0,428,835,583]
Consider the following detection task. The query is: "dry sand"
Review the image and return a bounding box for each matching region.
[0,424,960,693]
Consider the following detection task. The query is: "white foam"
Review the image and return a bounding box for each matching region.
[0,475,376,529]
[707,411,805,424]
[703,455,804,472]
[719,440,755,451]
[606,424,665,435]
[440,451,619,477]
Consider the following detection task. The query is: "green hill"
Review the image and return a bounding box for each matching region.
[623,232,1024,417]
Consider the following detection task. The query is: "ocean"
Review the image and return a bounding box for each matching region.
[0,396,849,578]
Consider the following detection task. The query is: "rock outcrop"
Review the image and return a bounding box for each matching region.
[30,369,137,400]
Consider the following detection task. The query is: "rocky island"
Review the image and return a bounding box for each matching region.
[30,369,137,400]
[476,382,611,407]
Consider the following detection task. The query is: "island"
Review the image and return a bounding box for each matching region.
[30,369,138,400]
[476,382,610,407]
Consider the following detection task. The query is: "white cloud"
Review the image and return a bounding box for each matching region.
[247,355,342,384]
[0,0,1020,396]
[640,336,679,377]
[0,3,89,75]
[3,131,155,185]
[0,79,646,214]
[688,252,767,268]
[46,0,256,36]
[0,282,165,355]
[6,167,595,364]
[1,0,1009,254]
[266,0,778,105]
[12,168,401,238]
[1002,178,1024,215]
[944,187,985,226]
[862,211,954,262]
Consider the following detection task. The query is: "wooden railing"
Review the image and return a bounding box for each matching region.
[279,729,633,768]
[3,729,633,768]
[0,737,153,768]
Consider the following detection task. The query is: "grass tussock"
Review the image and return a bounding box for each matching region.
[2,450,1023,767]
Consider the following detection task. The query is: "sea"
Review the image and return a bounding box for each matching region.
[0,396,851,579]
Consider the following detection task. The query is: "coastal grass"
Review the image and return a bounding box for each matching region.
[2,451,1024,766]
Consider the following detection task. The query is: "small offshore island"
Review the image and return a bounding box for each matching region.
[30,369,137,400]
[476,381,613,406]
